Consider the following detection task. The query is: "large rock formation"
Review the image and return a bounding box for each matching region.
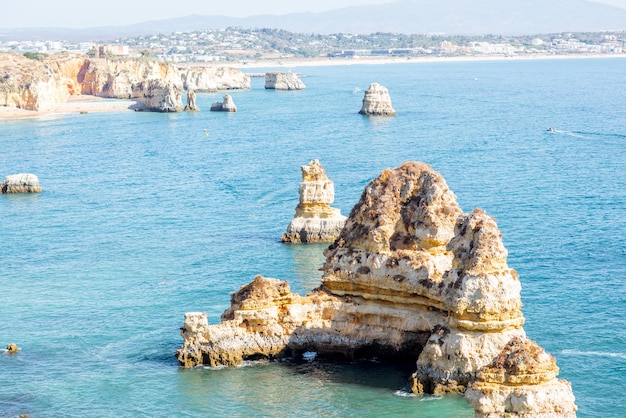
[210,94,237,112]
[265,72,306,90]
[1,173,42,193]
[181,67,251,92]
[0,53,83,111]
[77,58,184,112]
[176,162,576,416]
[281,160,347,243]
[359,83,396,116]
[0,52,249,113]
[465,337,577,417]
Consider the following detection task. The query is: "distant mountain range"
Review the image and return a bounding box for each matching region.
[2,0,626,42]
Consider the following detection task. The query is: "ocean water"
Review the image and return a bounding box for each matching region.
[1,57,625,417]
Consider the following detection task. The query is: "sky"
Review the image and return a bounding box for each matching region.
[1,0,625,29]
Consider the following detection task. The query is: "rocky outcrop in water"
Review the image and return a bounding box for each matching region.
[176,162,576,416]
[281,160,347,243]
[358,83,396,116]
[6,343,20,353]
[210,94,237,112]
[181,67,250,92]
[265,72,306,90]
[1,173,42,193]
[465,337,577,417]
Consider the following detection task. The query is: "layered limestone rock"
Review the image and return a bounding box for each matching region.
[181,67,250,92]
[265,72,306,90]
[176,162,575,416]
[1,173,42,193]
[210,94,237,112]
[0,53,79,111]
[358,83,396,116]
[465,337,577,417]
[281,160,347,243]
[1,52,249,113]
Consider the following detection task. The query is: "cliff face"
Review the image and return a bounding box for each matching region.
[176,162,576,416]
[281,160,347,243]
[0,53,78,111]
[265,72,306,90]
[181,67,251,92]
[78,58,183,111]
[0,52,249,112]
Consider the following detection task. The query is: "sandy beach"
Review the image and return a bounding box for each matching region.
[233,52,626,69]
[0,95,137,120]
[2,52,624,120]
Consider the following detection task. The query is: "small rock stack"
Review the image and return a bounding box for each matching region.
[358,82,396,116]
[281,160,347,243]
[210,94,237,112]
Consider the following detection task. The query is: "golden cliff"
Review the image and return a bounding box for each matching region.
[176,162,576,415]
[0,52,250,112]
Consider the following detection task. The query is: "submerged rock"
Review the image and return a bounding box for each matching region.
[281,160,347,243]
[210,94,237,112]
[1,173,42,193]
[265,72,306,90]
[176,161,576,416]
[358,83,396,116]
[6,343,20,353]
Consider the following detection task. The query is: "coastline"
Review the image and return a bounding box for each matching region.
[233,51,626,69]
[2,52,624,120]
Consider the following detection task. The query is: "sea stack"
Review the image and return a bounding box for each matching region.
[184,89,200,111]
[210,94,237,112]
[176,162,576,417]
[281,160,347,243]
[265,72,306,90]
[1,173,42,193]
[359,83,396,116]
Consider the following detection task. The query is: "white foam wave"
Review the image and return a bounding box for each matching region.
[561,349,626,360]
[393,390,416,398]
[420,395,443,402]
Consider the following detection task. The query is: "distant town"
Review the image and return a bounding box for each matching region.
[1,27,624,63]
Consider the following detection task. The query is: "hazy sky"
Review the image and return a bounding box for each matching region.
[1,0,625,29]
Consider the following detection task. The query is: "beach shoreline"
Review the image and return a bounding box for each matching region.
[233,51,626,69]
[0,96,137,120]
[2,52,624,120]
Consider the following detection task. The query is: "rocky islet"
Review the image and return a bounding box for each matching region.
[281,159,347,243]
[176,162,576,416]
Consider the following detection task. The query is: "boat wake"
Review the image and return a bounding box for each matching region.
[547,129,626,140]
[561,349,626,360]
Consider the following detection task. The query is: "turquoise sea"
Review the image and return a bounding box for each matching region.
[1,57,625,417]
